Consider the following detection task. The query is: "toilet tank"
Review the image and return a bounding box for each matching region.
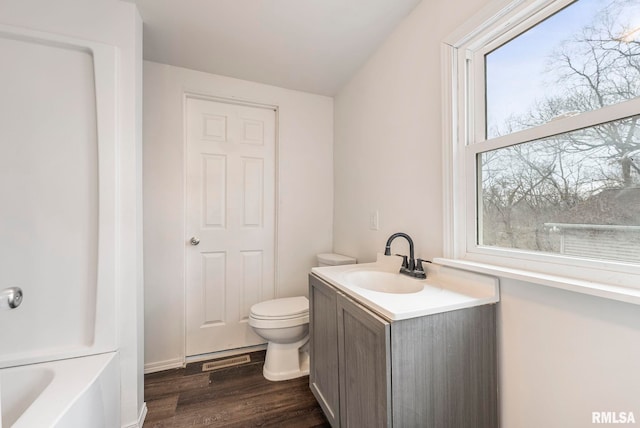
[316,253,357,267]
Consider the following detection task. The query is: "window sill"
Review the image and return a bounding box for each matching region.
[433,257,640,306]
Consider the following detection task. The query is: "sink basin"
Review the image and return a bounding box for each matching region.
[343,270,425,294]
[311,253,499,320]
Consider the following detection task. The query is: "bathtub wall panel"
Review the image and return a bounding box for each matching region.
[0,25,119,369]
[0,35,100,359]
[0,1,143,426]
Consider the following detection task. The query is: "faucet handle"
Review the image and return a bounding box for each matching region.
[411,258,431,279]
[415,258,432,272]
[395,254,409,268]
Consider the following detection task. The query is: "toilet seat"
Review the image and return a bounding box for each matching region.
[249,296,309,329]
[250,296,308,318]
[248,314,309,329]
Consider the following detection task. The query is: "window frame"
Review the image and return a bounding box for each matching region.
[442,0,640,288]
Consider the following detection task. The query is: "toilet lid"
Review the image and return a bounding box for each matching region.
[250,296,309,319]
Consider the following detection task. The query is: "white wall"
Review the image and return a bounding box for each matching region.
[333,0,470,262]
[499,279,640,427]
[333,0,640,426]
[143,61,334,370]
[0,1,144,427]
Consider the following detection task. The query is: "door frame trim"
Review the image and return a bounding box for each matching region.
[181,92,280,361]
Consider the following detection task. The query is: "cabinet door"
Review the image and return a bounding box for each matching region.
[309,274,340,427]
[337,294,391,428]
[391,305,498,428]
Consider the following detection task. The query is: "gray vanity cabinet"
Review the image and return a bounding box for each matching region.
[309,274,340,426]
[309,273,497,428]
[336,293,391,428]
[310,273,391,428]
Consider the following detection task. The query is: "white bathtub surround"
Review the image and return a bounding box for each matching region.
[0,352,119,428]
[0,23,117,370]
[0,1,144,426]
[312,254,499,320]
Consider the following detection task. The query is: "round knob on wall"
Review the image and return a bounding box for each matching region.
[1,287,23,310]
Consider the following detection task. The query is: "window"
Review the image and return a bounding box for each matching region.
[445,0,640,281]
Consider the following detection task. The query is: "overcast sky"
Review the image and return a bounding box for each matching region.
[484,0,638,137]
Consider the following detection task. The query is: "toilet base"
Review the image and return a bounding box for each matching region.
[263,335,310,381]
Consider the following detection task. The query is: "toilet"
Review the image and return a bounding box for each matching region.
[249,252,356,381]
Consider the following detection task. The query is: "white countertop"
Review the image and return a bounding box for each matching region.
[311,254,500,321]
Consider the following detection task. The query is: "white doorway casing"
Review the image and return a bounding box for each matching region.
[185,96,276,356]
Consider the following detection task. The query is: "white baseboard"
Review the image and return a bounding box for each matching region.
[122,402,147,428]
[144,344,268,374]
[138,403,147,428]
[185,343,267,364]
[144,357,184,374]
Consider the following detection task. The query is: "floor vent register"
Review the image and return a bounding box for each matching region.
[201,354,251,372]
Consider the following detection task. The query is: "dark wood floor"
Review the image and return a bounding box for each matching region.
[144,350,330,427]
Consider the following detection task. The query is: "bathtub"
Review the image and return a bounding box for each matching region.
[0,352,119,428]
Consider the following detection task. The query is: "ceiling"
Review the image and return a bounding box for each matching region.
[133,0,422,95]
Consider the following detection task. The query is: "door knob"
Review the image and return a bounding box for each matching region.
[190,236,200,246]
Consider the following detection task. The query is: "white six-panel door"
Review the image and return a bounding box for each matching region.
[185,97,275,356]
